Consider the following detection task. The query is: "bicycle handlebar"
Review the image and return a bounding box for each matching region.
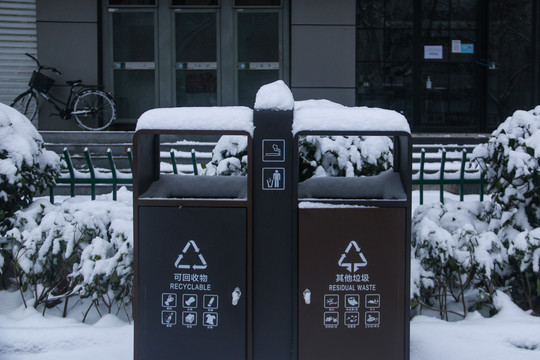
[25,53,62,76]
[25,52,39,64]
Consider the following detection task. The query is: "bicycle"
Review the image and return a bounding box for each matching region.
[10,53,117,131]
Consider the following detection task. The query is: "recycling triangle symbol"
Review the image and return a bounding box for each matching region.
[174,240,208,270]
[338,240,368,273]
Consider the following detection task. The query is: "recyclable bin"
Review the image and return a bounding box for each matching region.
[293,113,411,359]
[133,108,253,360]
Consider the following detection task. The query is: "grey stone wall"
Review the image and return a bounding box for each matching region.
[36,0,98,130]
[290,0,356,106]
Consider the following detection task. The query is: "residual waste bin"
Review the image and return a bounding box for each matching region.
[133,107,253,360]
[292,107,411,360]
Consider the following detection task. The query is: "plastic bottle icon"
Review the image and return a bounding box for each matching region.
[426,76,432,89]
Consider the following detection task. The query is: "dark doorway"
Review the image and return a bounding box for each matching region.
[356,0,536,132]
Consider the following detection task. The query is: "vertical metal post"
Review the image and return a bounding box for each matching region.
[63,148,75,198]
[84,148,96,200]
[107,149,118,201]
[459,149,467,201]
[170,149,178,175]
[439,149,446,204]
[191,149,198,175]
[127,148,134,174]
[480,174,485,201]
[252,109,294,360]
[419,149,425,205]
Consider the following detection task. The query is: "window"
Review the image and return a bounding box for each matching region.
[356,0,413,120]
[175,12,218,106]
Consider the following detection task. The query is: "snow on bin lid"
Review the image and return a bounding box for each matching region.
[135,106,254,136]
[254,80,294,111]
[292,100,410,134]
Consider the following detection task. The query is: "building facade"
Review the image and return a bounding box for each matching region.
[4,0,540,132]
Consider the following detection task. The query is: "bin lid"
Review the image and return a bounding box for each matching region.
[292,100,410,135]
[135,107,254,136]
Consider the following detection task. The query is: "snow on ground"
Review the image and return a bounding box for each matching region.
[1,190,539,360]
[411,292,540,360]
[411,189,488,213]
[2,287,539,360]
[0,290,132,360]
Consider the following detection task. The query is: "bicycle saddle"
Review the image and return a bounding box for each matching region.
[66,80,82,86]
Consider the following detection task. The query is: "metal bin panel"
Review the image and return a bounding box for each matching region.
[137,206,247,360]
[298,207,406,360]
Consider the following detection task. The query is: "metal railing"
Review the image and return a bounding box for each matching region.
[49,145,486,204]
[412,147,485,205]
[50,148,133,202]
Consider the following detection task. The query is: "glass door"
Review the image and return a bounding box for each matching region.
[236,10,281,107]
[175,10,219,106]
[420,0,480,130]
[110,8,157,122]
[356,0,414,122]
[419,0,535,132]
[486,0,533,128]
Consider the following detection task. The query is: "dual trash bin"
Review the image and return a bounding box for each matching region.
[133,88,411,360]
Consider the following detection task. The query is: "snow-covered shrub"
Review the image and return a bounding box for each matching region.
[472,106,540,229]
[503,227,540,313]
[202,135,248,176]
[412,201,507,319]
[0,103,61,232]
[412,200,540,316]
[298,135,393,181]
[469,106,540,313]
[69,202,133,319]
[3,191,132,319]
[6,200,92,309]
[0,103,61,281]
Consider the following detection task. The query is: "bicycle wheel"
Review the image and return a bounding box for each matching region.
[11,91,38,121]
[72,90,116,131]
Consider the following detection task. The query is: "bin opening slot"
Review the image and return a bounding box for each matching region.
[298,169,406,199]
[297,134,406,200]
[155,134,249,175]
[136,133,250,199]
[141,174,248,199]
